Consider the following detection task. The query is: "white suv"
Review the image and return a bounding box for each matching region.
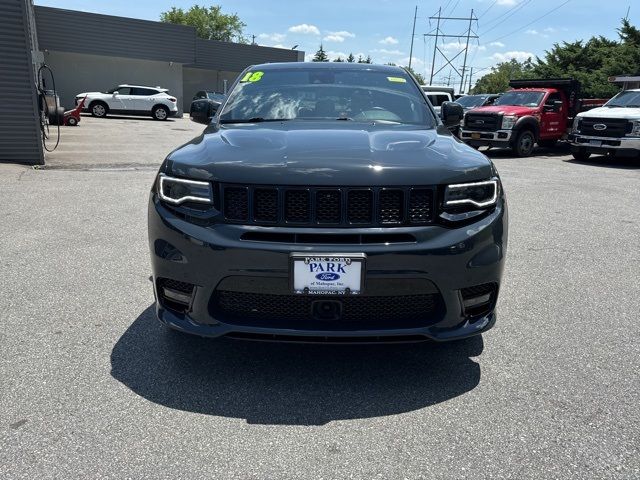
[75,84,178,120]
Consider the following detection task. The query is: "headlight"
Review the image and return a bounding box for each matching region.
[444,179,499,208]
[629,120,640,137]
[158,174,213,205]
[501,115,518,130]
[572,117,582,132]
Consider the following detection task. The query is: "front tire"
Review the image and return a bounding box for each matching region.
[571,148,591,161]
[512,130,535,157]
[90,101,108,118]
[152,105,169,121]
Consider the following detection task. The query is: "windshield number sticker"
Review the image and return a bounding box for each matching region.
[387,76,407,83]
[240,71,264,82]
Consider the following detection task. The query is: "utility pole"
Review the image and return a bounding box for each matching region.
[251,34,256,45]
[425,9,477,87]
[459,9,474,93]
[409,5,418,70]
[468,67,474,93]
[429,7,441,85]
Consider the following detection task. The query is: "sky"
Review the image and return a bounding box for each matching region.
[35,0,637,90]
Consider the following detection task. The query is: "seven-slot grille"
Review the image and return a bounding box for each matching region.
[220,184,435,227]
[579,117,633,138]
[465,113,501,132]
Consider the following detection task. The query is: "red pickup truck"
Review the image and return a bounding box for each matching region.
[460,79,607,156]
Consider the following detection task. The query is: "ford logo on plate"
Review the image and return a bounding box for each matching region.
[316,272,340,281]
[593,124,607,131]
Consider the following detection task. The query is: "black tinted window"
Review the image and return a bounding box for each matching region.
[131,88,159,96]
[116,87,131,95]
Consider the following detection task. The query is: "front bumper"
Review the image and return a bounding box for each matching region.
[460,129,513,148]
[568,133,640,156]
[148,196,508,342]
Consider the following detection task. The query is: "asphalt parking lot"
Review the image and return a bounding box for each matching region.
[1,116,639,479]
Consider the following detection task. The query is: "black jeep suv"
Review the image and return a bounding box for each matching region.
[148,62,507,342]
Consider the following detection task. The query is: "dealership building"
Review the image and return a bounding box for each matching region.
[0,1,303,165]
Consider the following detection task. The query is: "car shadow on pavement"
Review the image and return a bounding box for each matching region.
[80,113,176,122]
[110,305,483,425]
[564,155,640,169]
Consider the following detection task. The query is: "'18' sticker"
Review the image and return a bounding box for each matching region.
[240,71,264,82]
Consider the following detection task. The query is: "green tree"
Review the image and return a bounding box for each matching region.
[346,53,356,63]
[312,44,329,62]
[333,56,344,62]
[472,58,535,94]
[473,19,640,98]
[160,5,246,42]
[403,66,425,84]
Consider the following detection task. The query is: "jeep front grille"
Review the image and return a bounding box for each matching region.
[220,184,435,227]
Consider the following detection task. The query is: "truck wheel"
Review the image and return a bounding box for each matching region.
[152,105,169,121]
[90,101,108,118]
[512,130,535,157]
[571,148,591,161]
[538,139,557,148]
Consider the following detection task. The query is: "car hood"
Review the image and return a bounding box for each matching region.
[165,122,494,186]
[468,105,538,116]
[577,106,640,120]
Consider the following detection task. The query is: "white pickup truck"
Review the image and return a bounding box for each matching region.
[421,85,455,115]
[569,75,640,160]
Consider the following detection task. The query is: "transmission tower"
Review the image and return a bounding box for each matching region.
[424,8,478,91]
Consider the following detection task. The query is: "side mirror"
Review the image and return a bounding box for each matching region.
[440,101,464,127]
[112,92,118,97]
[190,99,216,125]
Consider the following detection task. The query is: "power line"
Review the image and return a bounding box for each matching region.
[477,0,498,19]
[486,0,572,43]
[480,0,532,36]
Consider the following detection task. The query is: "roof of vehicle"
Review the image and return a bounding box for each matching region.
[249,62,408,74]
[118,84,168,91]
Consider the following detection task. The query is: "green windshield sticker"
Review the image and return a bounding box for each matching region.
[240,71,264,82]
[387,76,407,83]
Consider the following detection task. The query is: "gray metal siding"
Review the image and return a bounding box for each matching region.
[194,39,300,71]
[0,0,44,165]
[35,6,195,64]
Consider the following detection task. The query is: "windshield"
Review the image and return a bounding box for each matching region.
[207,92,225,102]
[494,91,544,107]
[219,67,434,126]
[456,95,489,108]
[605,90,640,108]
[105,87,119,94]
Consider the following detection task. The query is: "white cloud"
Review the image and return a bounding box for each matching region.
[526,29,549,38]
[326,50,349,61]
[488,41,505,48]
[271,44,288,49]
[379,36,399,45]
[258,33,286,42]
[490,50,535,62]
[372,48,405,56]
[496,0,517,5]
[440,42,486,52]
[544,27,557,33]
[323,31,356,43]
[288,24,320,35]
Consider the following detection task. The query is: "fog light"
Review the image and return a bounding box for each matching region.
[157,278,195,312]
[460,283,497,318]
[162,287,192,305]
[462,293,491,308]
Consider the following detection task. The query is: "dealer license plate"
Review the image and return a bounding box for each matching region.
[291,254,365,295]
[471,133,481,139]
[589,140,602,146]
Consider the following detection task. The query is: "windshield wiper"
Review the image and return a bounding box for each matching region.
[220,117,292,124]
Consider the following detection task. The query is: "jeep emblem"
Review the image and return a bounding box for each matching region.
[593,124,607,131]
